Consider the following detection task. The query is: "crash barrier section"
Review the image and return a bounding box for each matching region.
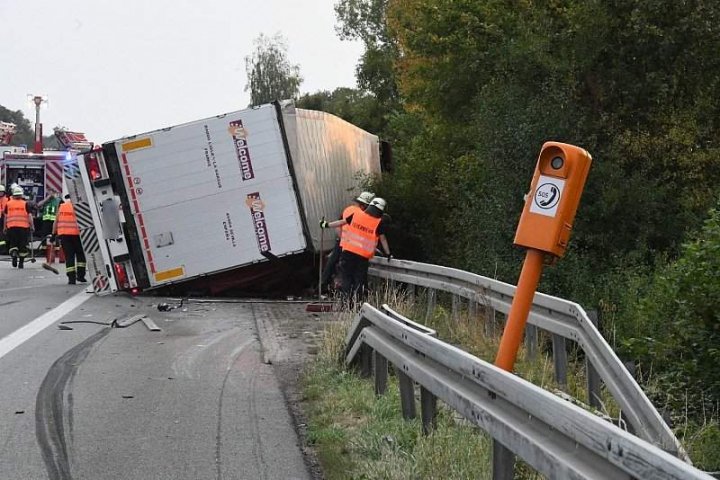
[346,302,713,480]
[367,257,687,461]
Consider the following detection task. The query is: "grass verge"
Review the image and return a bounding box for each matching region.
[301,290,719,477]
[302,316,494,479]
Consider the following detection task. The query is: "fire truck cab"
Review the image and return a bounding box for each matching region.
[0,127,92,197]
[0,126,92,234]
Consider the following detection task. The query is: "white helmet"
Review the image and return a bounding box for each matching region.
[355,191,374,205]
[11,186,24,196]
[0,185,5,193]
[369,197,386,212]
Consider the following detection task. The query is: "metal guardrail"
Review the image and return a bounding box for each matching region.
[346,303,713,480]
[368,257,686,459]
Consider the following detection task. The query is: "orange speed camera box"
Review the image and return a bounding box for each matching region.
[514,142,592,257]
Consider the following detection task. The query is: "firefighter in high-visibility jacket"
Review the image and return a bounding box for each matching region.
[321,197,391,302]
[0,185,8,254]
[53,195,86,284]
[37,190,60,243]
[3,186,34,268]
[320,191,374,292]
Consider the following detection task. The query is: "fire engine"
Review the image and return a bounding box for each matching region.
[0,123,92,200]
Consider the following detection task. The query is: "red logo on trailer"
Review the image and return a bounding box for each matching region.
[245,192,271,253]
[229,120,255,180]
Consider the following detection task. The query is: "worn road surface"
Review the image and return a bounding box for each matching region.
[0,256,332,480]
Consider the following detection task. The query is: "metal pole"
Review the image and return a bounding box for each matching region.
[374,351,388,396]
[552,334,568,388]
[525,324,538,360]
[495,249,545,371]
[318,222,324,299]
[420,387,437,435]
[586,311,602,408]
[33,96,43,154]
[396,367,416,419]
[426,288,436,320]
[492,440,515,480]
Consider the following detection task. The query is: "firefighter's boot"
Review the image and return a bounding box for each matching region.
[18,248,28,269]
[10,248,18,268]
[77,267,87,283]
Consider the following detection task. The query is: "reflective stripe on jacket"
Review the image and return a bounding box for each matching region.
[340,209,381,259]
[57,202,80,235]
[6,198,30,228]
[339,204,361,243]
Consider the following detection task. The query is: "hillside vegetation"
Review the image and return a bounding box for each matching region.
[297,0,720,446]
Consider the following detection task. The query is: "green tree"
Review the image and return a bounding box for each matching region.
[335,0,401,133]
[381,0,720,295]
[346,0,720,460]
[244,33,303,106]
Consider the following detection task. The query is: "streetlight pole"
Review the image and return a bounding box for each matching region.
[28,94,48,154]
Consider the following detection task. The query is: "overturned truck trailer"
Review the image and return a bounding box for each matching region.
[66,101,386,296]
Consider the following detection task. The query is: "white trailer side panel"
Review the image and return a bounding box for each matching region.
[284,107,381,250]
[112,104,306,288]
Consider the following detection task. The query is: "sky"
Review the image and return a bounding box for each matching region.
[0,0,364,143]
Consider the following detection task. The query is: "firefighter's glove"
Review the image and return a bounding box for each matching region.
[319,220,329,229]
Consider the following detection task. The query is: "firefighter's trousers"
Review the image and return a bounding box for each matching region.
[339,250,371,304]
[59,234,86,282]
[7,227,30,266]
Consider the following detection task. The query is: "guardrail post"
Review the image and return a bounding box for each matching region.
[452,294,460,321]
[374,351,388,396]
[469,297,477,319]
[524,325,538,360]
[552,334,568,388]
[485,307,497,337]
[408,283,415,298]
[586,311,602,409]
[621,360,637,435]
[420,387,437,435]
[492,440,515,480]
[426,289,436,320]
[360,345,372,378]
[396,366,417,419]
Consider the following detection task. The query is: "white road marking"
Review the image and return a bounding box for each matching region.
[0,291,92,360]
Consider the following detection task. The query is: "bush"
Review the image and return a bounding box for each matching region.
[621,199,720,415]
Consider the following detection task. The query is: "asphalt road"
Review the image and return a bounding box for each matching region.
[0,256,314,480]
